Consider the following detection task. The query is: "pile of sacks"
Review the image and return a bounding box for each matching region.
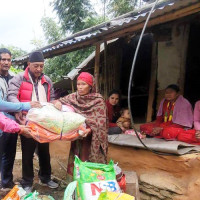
[3,157,135,200]
[63,156,135,200]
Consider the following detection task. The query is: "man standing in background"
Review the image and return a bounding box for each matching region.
[0,48,40,191]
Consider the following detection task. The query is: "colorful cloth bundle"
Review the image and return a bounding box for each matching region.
[25,104,86,143]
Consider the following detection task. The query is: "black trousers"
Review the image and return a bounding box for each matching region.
[1,133,18,187]
[20,135,51,187]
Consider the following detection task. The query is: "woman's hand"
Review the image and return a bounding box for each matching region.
[51,100,62,111]
[30,101,42,108]
[152,127,163,136]
[15,112,26,125]
[54,101,62,110]
[196,130,200,140]
[80,128,91,137]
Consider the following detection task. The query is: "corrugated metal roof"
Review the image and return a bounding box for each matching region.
[13,0,200,65]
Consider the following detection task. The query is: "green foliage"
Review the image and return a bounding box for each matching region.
[40,16,95,82]
[40,16,65,81]
[30,38,45,50]
[10,66,23,74]
[52,0,95,33]
[107,0,139,17]
[0,44,27,59]
[41,17,62,43]
[43,1,107,83]
[82,15,106,29]
[44,47,94,82]
[41,0,140,82]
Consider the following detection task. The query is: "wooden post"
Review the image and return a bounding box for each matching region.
[94,43,101,92]
[71,80,75,93]
[146,42,158,122]
[104,41,108,98]
[179,23,190,94]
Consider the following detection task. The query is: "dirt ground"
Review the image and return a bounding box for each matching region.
[0,140,71,200]
[2,138,200,200]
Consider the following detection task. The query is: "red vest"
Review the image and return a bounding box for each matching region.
[17,67,51,102]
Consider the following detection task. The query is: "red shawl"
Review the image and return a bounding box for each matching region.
[59,92,108,164]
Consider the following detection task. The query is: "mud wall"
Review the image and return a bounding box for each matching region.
[108,144,200,200]
[156,23,189,107]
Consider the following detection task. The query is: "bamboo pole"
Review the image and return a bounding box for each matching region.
[94,43,101,92]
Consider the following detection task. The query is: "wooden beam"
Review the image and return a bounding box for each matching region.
[94,43,101,92]
[146,42,158,122]
[71,80,75,93]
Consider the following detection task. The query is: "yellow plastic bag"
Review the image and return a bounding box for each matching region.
[98,191,135,200]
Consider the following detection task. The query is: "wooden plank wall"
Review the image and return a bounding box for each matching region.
[99,40,122,99]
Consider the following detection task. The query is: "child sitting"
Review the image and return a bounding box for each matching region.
[116,108,131,131]
[117,108,145,139]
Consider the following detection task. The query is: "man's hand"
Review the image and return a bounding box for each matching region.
[30,101,42,108]
[152,127,163,136]
[15,112,26,125]
[19,125,32,138]
[196,130,200,140]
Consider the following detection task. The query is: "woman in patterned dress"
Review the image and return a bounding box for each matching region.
[57,72,108,180]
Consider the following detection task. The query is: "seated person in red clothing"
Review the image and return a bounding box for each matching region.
[140,84,193,139]
[165,100,200,144]
[106,90,122,135]
[169,100,200,144]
